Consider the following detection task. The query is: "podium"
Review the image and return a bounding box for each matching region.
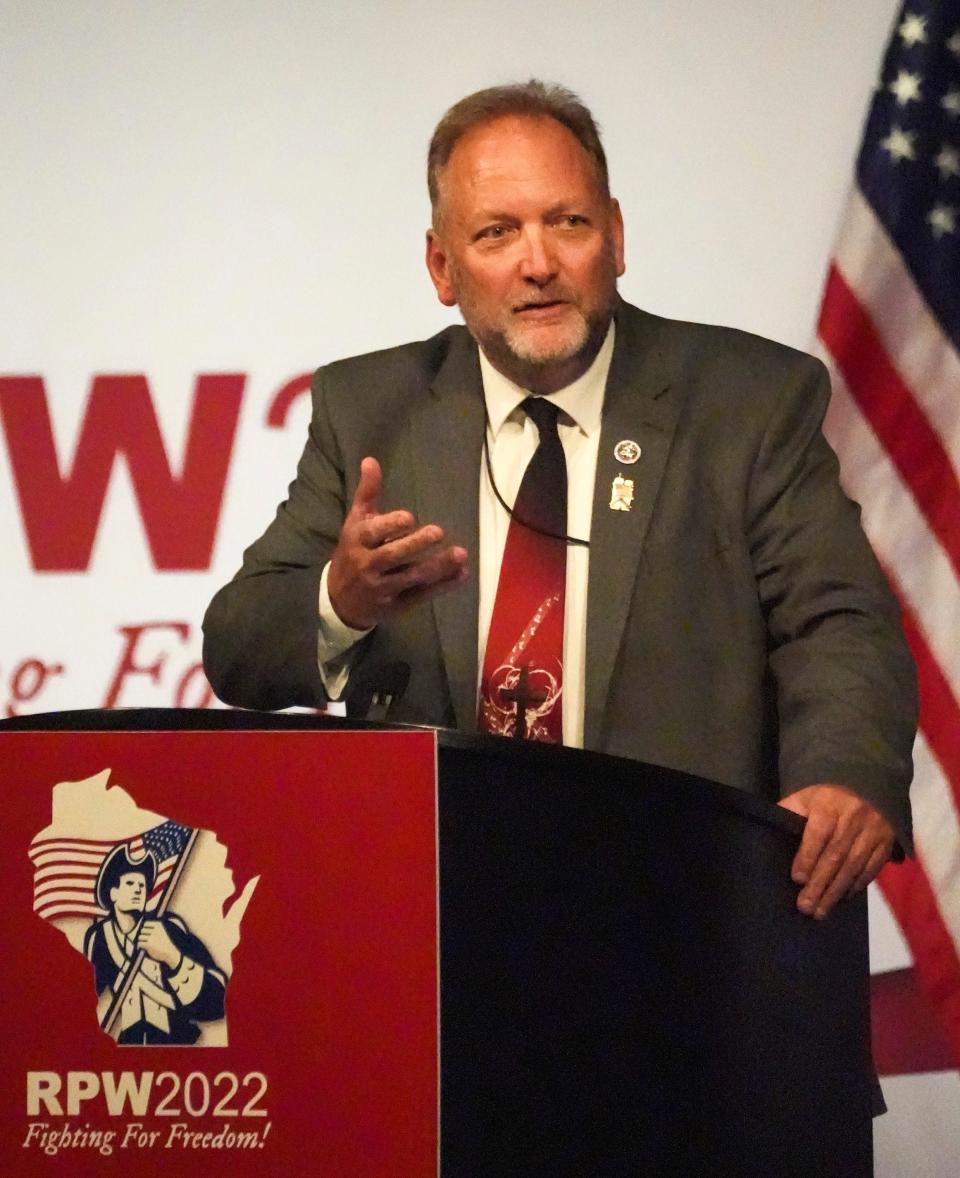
[1,710,873,1177]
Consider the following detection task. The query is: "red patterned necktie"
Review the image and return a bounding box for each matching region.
[479,396,567,742]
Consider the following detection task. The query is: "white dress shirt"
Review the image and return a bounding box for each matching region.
[317,323,615,747]
[476,326,612,746]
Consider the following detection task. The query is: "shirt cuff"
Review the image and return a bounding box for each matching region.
[317,563,372,700]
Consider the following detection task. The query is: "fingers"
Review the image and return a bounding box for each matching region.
[334,541,468,636]
[786,798,835,888]
[356,542,468,615]
[136,921,159,954]
[136,920,182,968]
[328,459,470,629]
[136,920,162,945]
[852,841,892,894]
[385,544,469,595]
[358,514,431,557]
[781,785,894,919]
[797,828,868,919]
[349,520,463,587]
[348,456,383,520]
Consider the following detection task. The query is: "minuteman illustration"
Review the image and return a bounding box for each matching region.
[83,833,227,1045]
[29,773,258,1047]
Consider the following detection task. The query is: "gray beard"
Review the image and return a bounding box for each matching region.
[471,307,612,392]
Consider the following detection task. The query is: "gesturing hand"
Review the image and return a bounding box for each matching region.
[778,784,895,919]
[327,457,469,630]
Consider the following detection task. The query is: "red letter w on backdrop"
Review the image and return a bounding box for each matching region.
[0,374,244,571]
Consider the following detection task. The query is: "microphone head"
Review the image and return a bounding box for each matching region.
[344,660,411,720]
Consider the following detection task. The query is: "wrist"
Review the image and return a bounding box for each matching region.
[320,563,375,639]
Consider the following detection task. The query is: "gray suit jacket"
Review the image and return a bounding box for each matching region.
[203,300,916,846]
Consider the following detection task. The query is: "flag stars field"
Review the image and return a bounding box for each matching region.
[927,203,958,236]
[900,12,929,48]
[942,87,960,116]
[890,69,925,106]
[947,29,960,57]
[935,144,960,178]
[882,125,919,162]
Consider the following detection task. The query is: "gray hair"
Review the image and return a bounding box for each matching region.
[427,80,609,222]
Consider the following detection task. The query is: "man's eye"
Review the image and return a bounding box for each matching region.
[561,214,586,227]
[478,225,508,240]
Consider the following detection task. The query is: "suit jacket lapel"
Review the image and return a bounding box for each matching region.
[584,303,681,748]
[409,330,485,732]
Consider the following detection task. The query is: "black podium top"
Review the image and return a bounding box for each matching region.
[2,705,806,834]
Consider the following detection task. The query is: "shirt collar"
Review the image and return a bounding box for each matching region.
[478,321,615,438]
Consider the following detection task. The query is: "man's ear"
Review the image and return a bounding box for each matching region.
[425,229,458,307]
[610,198,626,278]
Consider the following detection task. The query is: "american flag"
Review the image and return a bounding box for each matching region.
[815,1,960,1068]
[29,819,193,922]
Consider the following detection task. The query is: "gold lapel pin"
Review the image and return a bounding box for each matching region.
[610,475,634,511]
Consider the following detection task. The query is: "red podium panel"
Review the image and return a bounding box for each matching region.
[0,728,439,1177]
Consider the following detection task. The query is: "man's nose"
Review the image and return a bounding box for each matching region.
[517,227,557,284]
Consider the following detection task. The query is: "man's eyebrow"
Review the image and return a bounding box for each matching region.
[469,201,586,224]
[543,201,587,217]
[470,209,520,224]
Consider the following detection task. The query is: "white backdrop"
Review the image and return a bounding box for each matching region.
[3,2,956,1171]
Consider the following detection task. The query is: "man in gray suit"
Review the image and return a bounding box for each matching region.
[203,81,916,920]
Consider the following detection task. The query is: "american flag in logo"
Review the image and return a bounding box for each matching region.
[29,819,193,922]
[815,1,960,1067]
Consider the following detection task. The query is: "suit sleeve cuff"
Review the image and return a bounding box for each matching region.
[168,954,204,1006]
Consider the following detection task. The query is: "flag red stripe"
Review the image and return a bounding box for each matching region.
[35,879,97,897]
[33,885,99,904]
[36,906,104,921]
[818,264,960,581]
[34,862,99,871]
[31,858,107,869]
[871,967,958,1074]
[29,837,118,852]
[879,858,960,1067]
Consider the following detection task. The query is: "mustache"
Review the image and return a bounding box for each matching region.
[511,293,575,311]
